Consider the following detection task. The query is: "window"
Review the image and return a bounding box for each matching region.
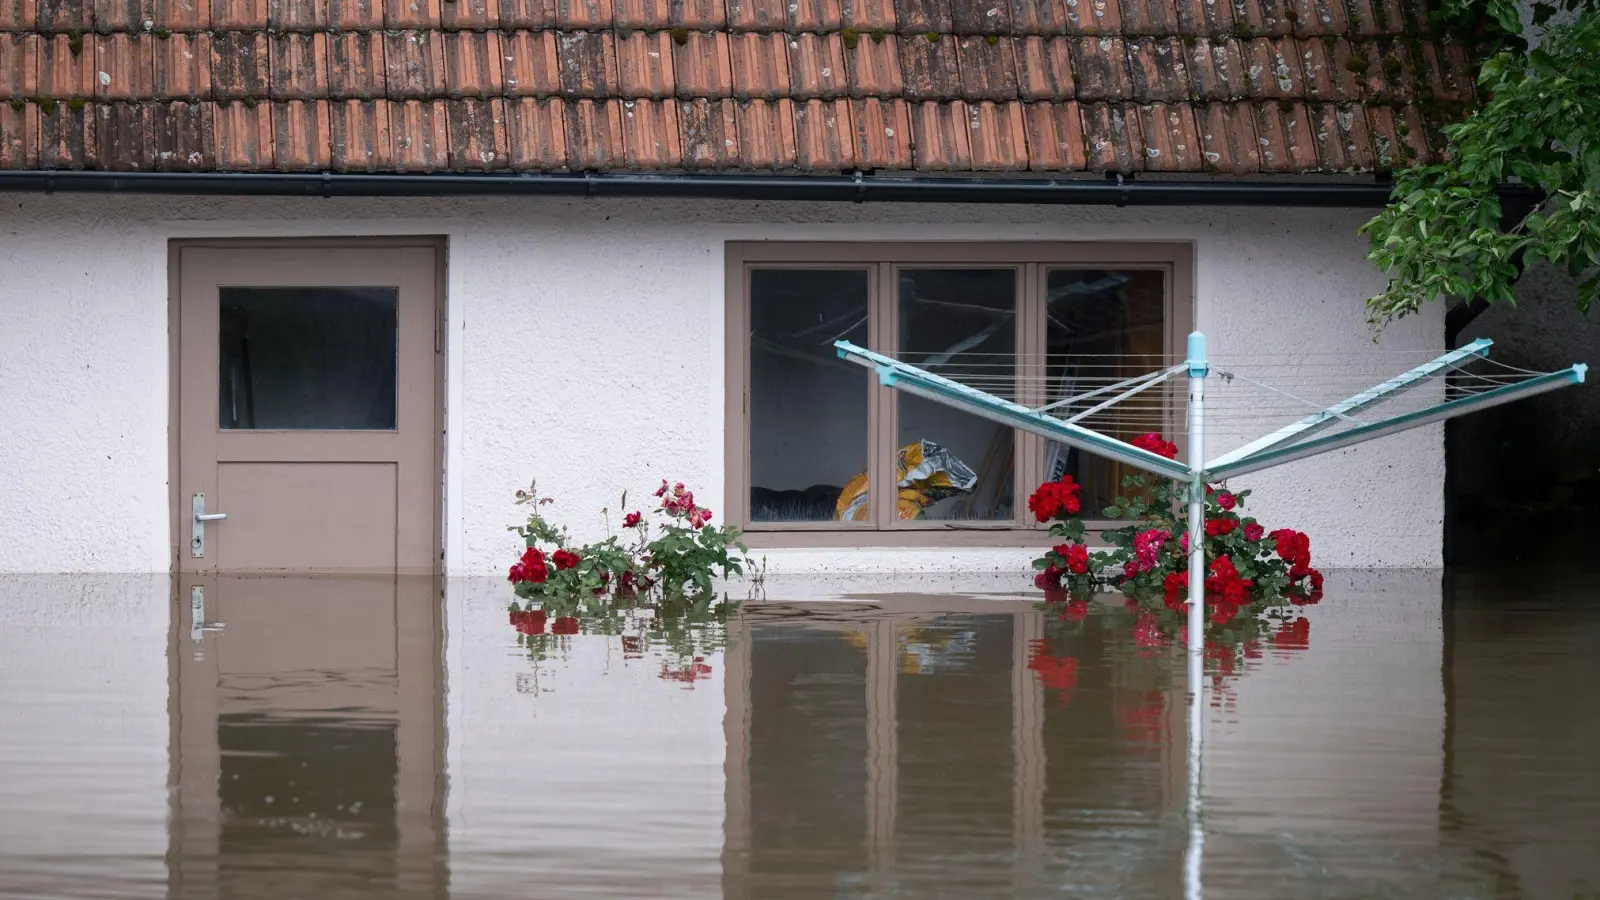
[726,243,1193,546]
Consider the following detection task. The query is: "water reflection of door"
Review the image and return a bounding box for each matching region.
[724,600,1186,899]
[169,575,446,899]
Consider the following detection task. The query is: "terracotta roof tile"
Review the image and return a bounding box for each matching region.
[504,95,566,166]
[564,96,622,166]
[957,34,1018,100]
[734,97,796,167]
[447,96,507,168]
[1013,35,1073,101]
[839,0,890,28]
[1355,38,1414,101]
[555,0,609,28]
[1008,0,1071,33]
[966,100,1026,169]
[384,29,445,99]
[1308,101,1371,170]
[269,33,328,100]
[0,0,35,29]
[840,31,897,98]
[498,0,555,27]
[1126,36,1187,101]
[1071,36,1131,100]
[1134,100,1198,169]
[328,31,384,100]
[1251,99,1314,170]
[152,99,212,168]
[1174,0,1231,35]
[270,0,326,30]
[1081,100,1140,170]
[151,33,210,100]
[391,96,448,169]
[1023,99,1084,170]
[1300,35,1362,101]
[442,29,501,99]
[898,33,959,99]
[210,0,267,29]
[97,0,153,32]
[99,102,154,171]
[213,99,271,169]
[673,0,725,28]
[441,0,499,29]
[501,29,560,96]
[909,100,968,169]
[1242,36,1301,98]
[95,33,153,100]
[97,102,152,170]
[328,0,382,28]
[40,32,93,99]
[1186,36,1247,100]
[1117,0,1178,35]
[728,31,786,99]
[1195,100,1255,171]
[725,0,784,30]
[1230,0,1292,37]
[680,96,737,167]
[788,0,842,30]
[618,96,680,167]
[616,29,675,98]
[953,0,1009,33]
[793,97,853,168]
[272,99,331,169]
[0,101,38,168]
[38,0,92,31]
[849,96,909,166]
[152,0,207,30]
[672,30,731,98]
[40,102,96,168]
[1066,0,1121,35]
[0,34,40,100]
[612,0,667,28]
[895,0,950,33]
[557,29,615,97]
[329,97,394,169]
[0,0,1478,177]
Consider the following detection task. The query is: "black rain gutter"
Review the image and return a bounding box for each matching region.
[0,168,1467,207]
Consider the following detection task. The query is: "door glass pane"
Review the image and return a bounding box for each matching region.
[219,287,399,430]
[896,268,1017,522]
[749,269,871,523]
[1042,270,1168,512]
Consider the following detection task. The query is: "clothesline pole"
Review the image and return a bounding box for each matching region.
[1183,330,1208,900]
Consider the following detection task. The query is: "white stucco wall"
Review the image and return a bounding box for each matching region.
[0,194,1443,574]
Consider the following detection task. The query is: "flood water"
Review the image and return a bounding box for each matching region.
[0,570,1596,899]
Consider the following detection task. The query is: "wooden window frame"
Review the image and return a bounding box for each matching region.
[725,241,1195,549]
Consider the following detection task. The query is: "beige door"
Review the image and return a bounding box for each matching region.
[174,242,442,575]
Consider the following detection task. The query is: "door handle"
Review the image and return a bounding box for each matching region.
[191,493,226,558]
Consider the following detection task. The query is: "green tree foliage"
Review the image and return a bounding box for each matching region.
[1362,0,1600,328]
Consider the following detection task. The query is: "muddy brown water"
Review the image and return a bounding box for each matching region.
[0,570,1595,899]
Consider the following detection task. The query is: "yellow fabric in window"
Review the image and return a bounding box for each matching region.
[835,440,978,521]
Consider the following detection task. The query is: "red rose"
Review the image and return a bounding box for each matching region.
[1034,566,1065,593]
[1163,571,1187,609]
[1204,517,1237,537]
[509,547,549,584]
[551,548,580,570]
[1269,529,1312,569]
[1027,476,1082,522]
[1216,492,1236,510]
[1061,542,1090,575]
[1130,433,1179,460]
[622,511,642,528]
[551,616,579,635]
[1243,522,1264,542]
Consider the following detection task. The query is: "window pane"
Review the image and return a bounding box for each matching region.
[749,269,871,523]
[219,287,398,430]
[897,268,1017,522]
[1042,270,1168,512]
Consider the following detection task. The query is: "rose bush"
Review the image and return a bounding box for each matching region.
[505,479,752,679]
[1029,433,1324,672]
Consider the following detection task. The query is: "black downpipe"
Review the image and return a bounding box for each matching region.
[0,168,1434,207]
